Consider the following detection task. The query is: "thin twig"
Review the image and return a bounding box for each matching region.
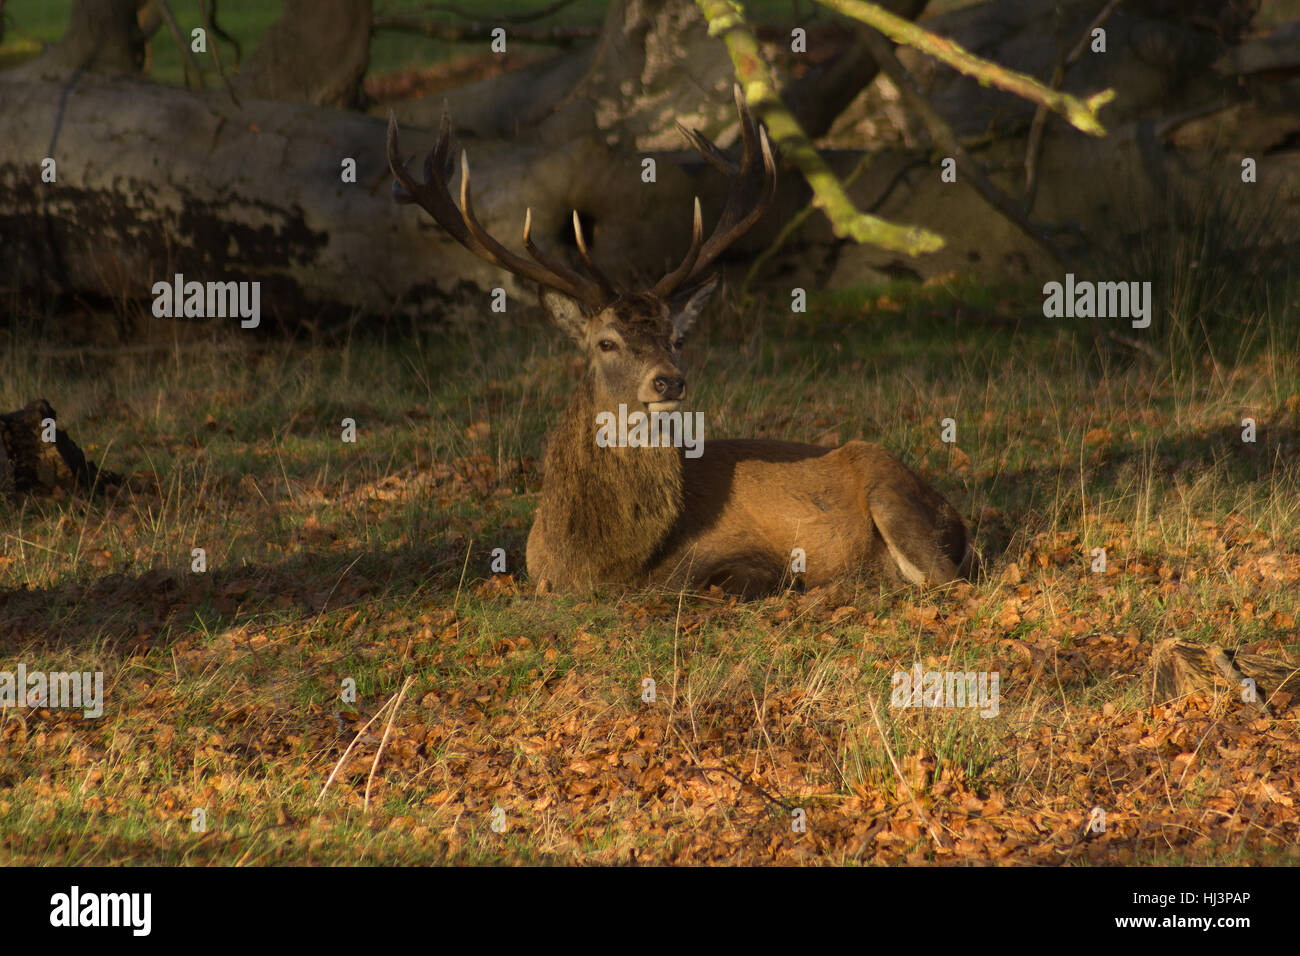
[155,0,206,89]
[451,536,473,641]
[365,676,415,812]
[684,764,792,811]
[199,0,241,107]
[1024,0,1123,210]
[318,699,395,803]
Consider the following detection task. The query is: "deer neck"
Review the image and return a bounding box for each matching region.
[535,373,684,585]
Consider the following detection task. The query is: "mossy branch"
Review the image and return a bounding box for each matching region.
[816,0,1115,137]
[695,0,945,256]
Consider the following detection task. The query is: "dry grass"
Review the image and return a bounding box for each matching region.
[1,275,1299,864]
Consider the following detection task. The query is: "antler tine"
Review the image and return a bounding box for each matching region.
[387,114,423,206]
[732,83,759,173]
[455,150,521,273]
[423,107,455,186]
[689,124,776,279]
[571,212,620,299]
[387,111,482,254]
[653,86,777,298]
[522,207,604,296]
[387,111,610,308]
[673,86,755,176]
[651,197,703,297]
[458,152,612,306]
[674,122,735,175]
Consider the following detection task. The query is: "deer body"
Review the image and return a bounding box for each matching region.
[388,89,968,598]
[528,413,967,596]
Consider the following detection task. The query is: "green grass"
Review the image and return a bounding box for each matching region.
[2,274,1299,864]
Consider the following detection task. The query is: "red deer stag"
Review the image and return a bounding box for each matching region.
[387,89,969,596]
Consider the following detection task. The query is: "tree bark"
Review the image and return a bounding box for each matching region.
[1151,638,1300,714]
[400,0,930,149]
[31,0,146,75]
[234,0,373,110]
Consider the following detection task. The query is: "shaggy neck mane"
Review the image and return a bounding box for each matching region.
[536,372,684,585]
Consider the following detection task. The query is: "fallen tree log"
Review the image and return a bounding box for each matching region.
[0,68,798,326]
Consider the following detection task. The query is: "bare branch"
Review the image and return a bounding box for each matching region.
[200,0,241,107]
[816,0,1116,136]
[371,13,596,45]
[1024,0,1123,211]
[155,0,205,89]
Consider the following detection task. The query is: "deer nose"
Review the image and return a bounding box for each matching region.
[653,375,686,400]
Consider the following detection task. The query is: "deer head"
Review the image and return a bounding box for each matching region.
[386,86,776,418]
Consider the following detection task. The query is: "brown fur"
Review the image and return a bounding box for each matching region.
[525,294,969,597]
[526,371,684,591]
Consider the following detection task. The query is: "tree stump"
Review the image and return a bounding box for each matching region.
[0,399,122,500]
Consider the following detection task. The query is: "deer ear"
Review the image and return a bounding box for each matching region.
[671,275,718,338]
[539,288,590,344]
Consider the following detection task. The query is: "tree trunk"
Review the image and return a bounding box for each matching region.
[32,0,146,75]
[399,0,931,148]
[234,0,373,110]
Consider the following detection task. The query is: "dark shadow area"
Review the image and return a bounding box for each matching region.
[0,528,530,656]
[959,422,1300,566]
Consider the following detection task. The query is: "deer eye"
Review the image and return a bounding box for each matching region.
[598,339,618,352]
[673,337,686,350]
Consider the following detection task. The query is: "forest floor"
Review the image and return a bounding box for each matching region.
[2,277,1299,864]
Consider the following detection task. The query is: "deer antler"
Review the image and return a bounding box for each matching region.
[387,85,775,307]
[386,109,613,309]
[652,85,777,298]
